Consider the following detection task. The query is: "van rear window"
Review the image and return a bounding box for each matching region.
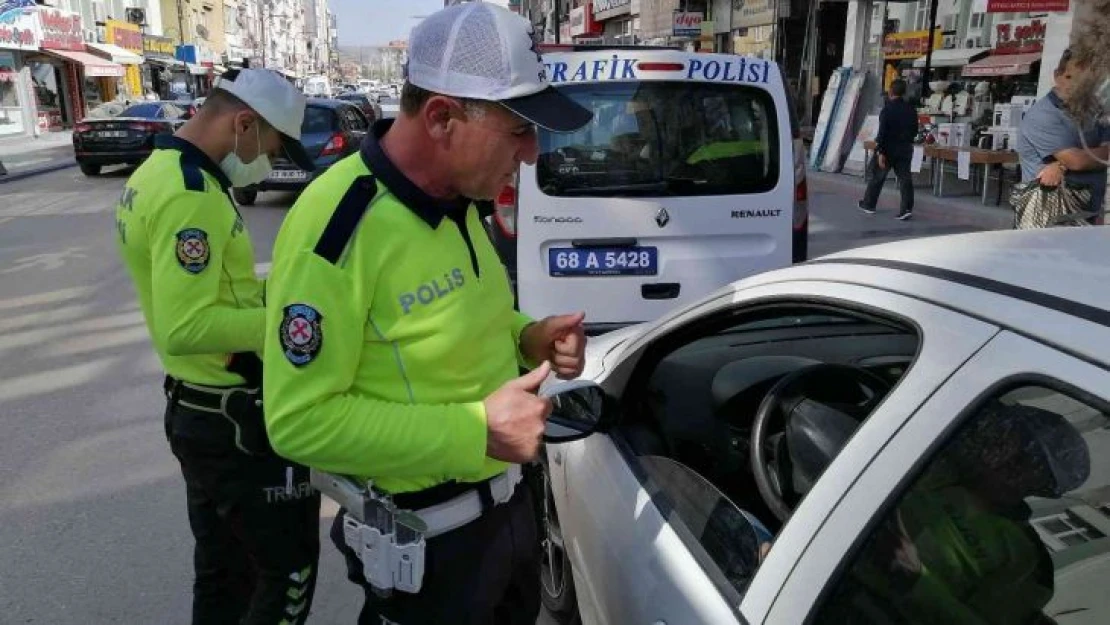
[536,82,780,197]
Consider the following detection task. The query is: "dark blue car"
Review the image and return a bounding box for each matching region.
[231,98,369,205]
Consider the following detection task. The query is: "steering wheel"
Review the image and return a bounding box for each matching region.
[750,363,892,522]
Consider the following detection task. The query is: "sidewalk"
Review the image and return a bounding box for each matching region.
[0,131,77,183]
[807,168,1014,231]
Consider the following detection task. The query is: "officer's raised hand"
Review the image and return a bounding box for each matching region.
[484,361,553,463]
[520,312,587,380]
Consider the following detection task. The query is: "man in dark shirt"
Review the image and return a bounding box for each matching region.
[859,79,919,220]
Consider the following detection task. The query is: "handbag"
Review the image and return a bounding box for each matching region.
[1010,180,1096,229]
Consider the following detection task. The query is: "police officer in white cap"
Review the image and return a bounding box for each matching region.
[259,2,593,624]
[115,68,320,624]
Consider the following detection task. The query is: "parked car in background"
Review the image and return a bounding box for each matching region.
[231,98,369,205]
[73,101,189,176]
[334,92,382,123]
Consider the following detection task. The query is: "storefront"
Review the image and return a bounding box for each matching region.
[142,35,181,100]
[962,16,1046,101]
[881,29,943,103]
[731,0,776,59]
[175,44,214,97]
[86,19,145,101]
[0,0,40,138]
[568,3,603,42]
[29,7,123,129]
[592,0,636,44]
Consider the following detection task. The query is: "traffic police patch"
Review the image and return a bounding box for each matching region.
[175,228,210,274]
[281,304,323,366]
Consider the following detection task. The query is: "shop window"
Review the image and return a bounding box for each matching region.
[970,12,986,29]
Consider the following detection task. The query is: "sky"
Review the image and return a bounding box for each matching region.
[330,0,447,47]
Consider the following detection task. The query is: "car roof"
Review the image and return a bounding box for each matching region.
[306,98,352,109]
[819,228,1110,315]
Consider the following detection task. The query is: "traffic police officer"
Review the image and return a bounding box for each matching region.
[262,4,594,624]
[115,68,322,624]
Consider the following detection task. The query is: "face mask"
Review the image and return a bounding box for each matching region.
[220,123,272,188]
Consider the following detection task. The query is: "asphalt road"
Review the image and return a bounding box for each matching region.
[0,165,989,624]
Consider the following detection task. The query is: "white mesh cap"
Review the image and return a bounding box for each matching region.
[406,2,592,133]
[212,68,314,171]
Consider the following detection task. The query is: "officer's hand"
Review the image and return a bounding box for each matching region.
[877,154,889,170]
[521,312,587,380]
[484,361,553,463]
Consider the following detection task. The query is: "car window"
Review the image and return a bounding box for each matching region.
[342,106,369,131]
[618,304,920,604]
[536,82,780,197]
[121,103,161,118]
[302,106,335,134]
[814,382,1108,625]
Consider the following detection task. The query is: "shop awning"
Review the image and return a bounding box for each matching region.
[962,52,1042,77]
[912,48,991,68]
[186,63,211,75]
[85,42,144,65]
[41,49,125,77]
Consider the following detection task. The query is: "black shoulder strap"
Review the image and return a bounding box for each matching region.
[313,175,378,264]
[180,155,206,192]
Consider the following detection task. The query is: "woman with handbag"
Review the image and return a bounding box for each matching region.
[1014,49,1110,228]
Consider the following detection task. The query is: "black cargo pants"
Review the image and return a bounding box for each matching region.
[164,379,321,625]
[331,480,541,625]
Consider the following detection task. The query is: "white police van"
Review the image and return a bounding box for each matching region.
[487,46,808,333]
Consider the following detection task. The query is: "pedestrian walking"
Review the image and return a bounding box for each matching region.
[114,68,322,625]
[261,3,593,624]
[859,79,918,220]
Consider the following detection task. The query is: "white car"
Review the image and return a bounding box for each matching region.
[539,228,1110,625]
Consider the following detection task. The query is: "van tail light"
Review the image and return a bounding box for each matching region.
[320,132,346,156]
[793,177,809,231]
[494,178,518,238]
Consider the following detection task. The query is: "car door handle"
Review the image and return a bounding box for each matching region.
[571,238,638,248]
[642,283,680,300]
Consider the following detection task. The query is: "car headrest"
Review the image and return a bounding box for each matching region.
[949,402,1091,498]
[711,356,822,414]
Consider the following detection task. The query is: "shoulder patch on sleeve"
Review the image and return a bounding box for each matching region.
[280,304,323,366]
[314,175,378,264]
[181,158,206,192]
[175,228,210,274]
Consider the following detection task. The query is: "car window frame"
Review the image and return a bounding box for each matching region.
[762,330,1110,624]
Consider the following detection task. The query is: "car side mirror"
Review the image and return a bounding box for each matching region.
[541,379,612,444]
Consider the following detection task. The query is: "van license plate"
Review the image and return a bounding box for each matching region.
[548,247,658,277]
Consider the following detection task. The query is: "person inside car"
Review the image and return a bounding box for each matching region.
[825,402,1090,625]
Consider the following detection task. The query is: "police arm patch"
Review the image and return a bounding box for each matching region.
[175,228,211,274]
[280,304,323,366]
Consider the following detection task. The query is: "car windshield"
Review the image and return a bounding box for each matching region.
[121,103,163,118]
[302,107,335,134]
[537,82,780,197]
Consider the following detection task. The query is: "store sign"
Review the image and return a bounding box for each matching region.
[143,34,175,58]
[673,12,704,38]
[986,0,1068,13]
[0,0,40,51]
[993,17,1047,54]
[569,5,602,37]
[593,0,631,17]
[36,7,83,51]
[732,0,775,29]
[105,19,142,54]
[883,29,943,59]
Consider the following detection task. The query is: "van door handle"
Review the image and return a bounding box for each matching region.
[642,283,680,300]
[572,238,638,248]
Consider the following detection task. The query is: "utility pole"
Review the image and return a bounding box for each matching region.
[553,0,560,44]
[921,0,940,98]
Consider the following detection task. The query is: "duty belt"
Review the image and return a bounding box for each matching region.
[164,375,271,456]
[407,465,522,538]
